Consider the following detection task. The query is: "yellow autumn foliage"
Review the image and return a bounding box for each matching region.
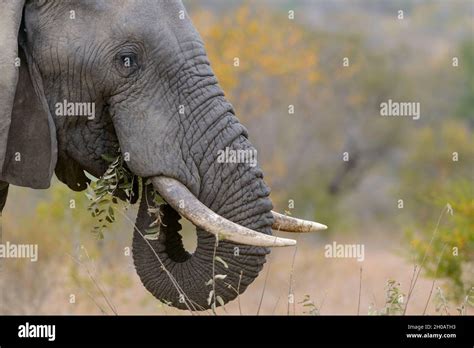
[192,4,320,122]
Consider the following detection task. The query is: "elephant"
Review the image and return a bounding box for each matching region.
[0,0,326,311]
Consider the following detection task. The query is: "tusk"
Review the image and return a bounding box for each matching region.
[271,211,327,233]
[151,177,296,247]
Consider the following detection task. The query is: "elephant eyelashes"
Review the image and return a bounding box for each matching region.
[114,52,140,77]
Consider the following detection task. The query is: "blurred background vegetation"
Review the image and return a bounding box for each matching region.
[1,0,472,314]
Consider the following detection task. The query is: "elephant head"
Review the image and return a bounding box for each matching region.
[0,0,326,311]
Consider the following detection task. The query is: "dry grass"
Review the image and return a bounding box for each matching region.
[1,227,467,315]
[1,186,468,315]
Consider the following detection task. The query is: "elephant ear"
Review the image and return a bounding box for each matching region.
[0,0,57,189]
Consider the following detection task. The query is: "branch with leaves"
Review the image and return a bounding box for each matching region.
[84,153,137,238]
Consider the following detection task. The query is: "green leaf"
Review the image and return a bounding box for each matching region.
[216,296,225,307]
[103,173,116,180]
[144,233,159,240]
[98,199,110,206]
[207,290,214,305]
[84,170,99,182]
[145,227,160,234]
[101,153,117,163]
[95,186,108,195]
[85,192,94,200]
[214,256,229,269]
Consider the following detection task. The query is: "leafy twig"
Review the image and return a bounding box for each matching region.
[85,153,139,238]
[299,294,320,315]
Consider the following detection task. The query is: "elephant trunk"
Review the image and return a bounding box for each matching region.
[132,117,275,310]
[127,28,325,310]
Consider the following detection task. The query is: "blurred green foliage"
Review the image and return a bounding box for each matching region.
[401,121,473,300]
[368,279,405,315]
[1,181,136,314]
[457,40,474,122]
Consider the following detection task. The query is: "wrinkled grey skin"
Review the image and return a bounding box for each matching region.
[1,0,274,310]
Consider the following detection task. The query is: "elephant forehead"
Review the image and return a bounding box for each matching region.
[26,0,197,50]
[82,0,186,19]
[28,0,183,25]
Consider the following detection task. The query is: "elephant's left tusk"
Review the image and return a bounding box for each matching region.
[271,211,327,233]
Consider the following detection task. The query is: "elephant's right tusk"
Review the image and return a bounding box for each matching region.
[151,176,297,247]
[271,211,328,233]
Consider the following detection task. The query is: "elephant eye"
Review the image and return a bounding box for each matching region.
[120,53,137,67]
[114,52,140,77]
